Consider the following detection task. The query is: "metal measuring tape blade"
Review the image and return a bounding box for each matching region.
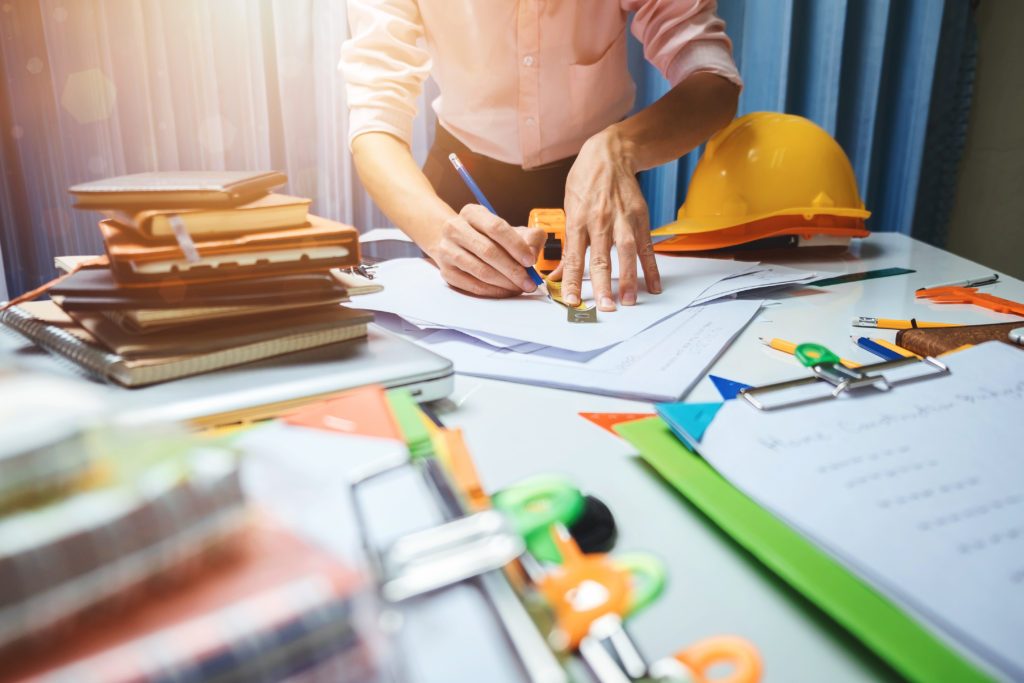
[544,278,598,323]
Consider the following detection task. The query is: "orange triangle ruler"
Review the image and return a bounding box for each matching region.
[579,412,656,437]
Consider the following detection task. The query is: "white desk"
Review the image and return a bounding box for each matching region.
[4,234,1018,682]
[431,233,1023,683]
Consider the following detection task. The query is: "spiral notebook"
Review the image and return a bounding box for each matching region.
[0,301,371,387]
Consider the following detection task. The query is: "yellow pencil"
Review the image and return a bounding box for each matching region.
[759,337,861,368]
[852,317,964,330]
[869,337,920,359]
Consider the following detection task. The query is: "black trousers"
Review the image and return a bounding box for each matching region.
[421,122,576,227]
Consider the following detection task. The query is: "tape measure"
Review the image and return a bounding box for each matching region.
[545,278,597,323]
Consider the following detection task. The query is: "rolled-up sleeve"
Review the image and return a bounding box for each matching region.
[339,0,432,149]
[625,0,742,90]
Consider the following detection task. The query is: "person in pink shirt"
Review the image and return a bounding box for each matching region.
[340,0,741,310]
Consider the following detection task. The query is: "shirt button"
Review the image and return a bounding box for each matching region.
[523,55,534,66]
[525,117,535,126]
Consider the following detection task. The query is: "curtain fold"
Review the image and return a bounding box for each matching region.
[0,0,436,297]
[633,0,976,241]
[1,0,976,297]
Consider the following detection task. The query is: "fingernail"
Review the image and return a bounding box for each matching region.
[522,279,537,292]
[621,291,636,306]
[566,294,579,305]
[600,296,616,311]
[520,255,534,267]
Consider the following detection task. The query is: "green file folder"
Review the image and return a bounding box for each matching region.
[613,417,994,683]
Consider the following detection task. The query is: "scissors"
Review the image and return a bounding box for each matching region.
[493,474,587,562]
[536,524,665,651]
[915,286,1024,317]
[494,474,619,562]
[646,634,762,683]
[534,526,758,683]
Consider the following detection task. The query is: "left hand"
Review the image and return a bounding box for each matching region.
[550,128,662,310]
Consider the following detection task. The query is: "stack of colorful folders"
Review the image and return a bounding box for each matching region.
[0,171,378,386]
[0,372,371,682]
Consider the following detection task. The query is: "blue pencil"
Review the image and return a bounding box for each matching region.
[448,153,545,287]
[851,336,904,362]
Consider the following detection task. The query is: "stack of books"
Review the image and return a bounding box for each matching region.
[1,171,379,387]
[0,373,372,682]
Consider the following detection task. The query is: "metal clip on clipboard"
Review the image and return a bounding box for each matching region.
[740,342,950,411]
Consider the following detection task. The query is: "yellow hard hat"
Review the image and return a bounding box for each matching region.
[653,112,870,236]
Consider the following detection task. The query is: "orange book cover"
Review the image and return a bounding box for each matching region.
[101,214,359,263]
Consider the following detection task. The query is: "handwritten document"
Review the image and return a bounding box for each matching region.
[699,342,1024,680]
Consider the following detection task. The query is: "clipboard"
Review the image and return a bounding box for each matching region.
[738,354,950,411]
[614,416,993,683]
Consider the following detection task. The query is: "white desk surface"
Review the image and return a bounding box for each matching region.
[6,233,1017,682]
[427,233,1023,683]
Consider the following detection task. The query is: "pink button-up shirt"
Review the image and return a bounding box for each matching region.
[340,0,741,169]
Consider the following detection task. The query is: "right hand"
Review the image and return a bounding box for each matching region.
[430,204,546,297]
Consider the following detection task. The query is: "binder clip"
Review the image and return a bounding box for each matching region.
[345,263,378,280]
[348,455,568,683]
[740,343,949,411]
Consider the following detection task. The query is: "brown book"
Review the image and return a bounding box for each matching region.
[895,321,1024,356]
[70,170,287,209]
[65,304,370,358]
[98,192,312,240]
[100,213,359,263]
[50,268,353,310]
[102,300,349,333]
[0,301,373,387]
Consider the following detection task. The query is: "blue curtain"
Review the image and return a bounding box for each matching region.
[630,0,976,242]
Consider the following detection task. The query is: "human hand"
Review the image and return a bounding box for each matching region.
[430,204,546,297]
[551,129,662,310]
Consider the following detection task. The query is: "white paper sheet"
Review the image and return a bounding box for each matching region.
[412,299,762,401]
[358,227,415,244]
[350,257,753,352]
[697,342,1024,680]
[689,264,816,305]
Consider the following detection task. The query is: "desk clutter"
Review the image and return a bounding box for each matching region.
[236,384,764,683]
[2,167,1023,682]
[0,171,379,386]
[604,268,1024,683]
[0,372,765,682]
[0,374,370,682]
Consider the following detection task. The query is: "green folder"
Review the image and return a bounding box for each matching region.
[614,417,994,683]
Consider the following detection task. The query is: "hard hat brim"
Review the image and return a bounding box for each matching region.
[652,216,869,252]
[652,206,871,236]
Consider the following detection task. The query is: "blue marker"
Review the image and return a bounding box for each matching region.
[448,152,545,287]
[851,336,903,362]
